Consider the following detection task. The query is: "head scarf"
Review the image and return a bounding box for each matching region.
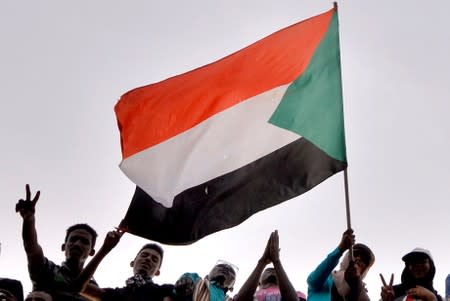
[332,243,375,297]
[394,248,440,300]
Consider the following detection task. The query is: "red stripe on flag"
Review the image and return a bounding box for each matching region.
[116,9,334,159]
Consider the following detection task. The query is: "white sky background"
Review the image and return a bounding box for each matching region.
[1,1,450,300]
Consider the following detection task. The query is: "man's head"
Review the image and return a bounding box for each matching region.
[208,263,237,291]
[130,243,164,278]
[259,268,278,288]
[61,224,97,263]
[0,279,23,301]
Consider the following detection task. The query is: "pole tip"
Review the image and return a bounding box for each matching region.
[333,2,338,10]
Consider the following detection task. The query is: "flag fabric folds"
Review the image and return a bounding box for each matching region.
[116,6,347,245]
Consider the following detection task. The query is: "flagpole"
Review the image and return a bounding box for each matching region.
[343,168,353,261]
[343,168,351,230]
[334,0,354,260]
[332,1,351,230]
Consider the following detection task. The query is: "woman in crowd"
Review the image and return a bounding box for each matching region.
[380,248,442,301]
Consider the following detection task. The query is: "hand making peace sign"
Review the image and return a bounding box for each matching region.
[380,273,395,301]
[15,184,40,219]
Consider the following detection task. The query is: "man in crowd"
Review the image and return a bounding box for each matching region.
[15,184,98,301]
[77,229,174,301]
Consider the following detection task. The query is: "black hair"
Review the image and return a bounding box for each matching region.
[138,243,164,264]
[64,224,97,249]
[353,243,375,266]
[0,278,24,301]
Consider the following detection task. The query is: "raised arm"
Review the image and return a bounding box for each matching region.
[233,232,272,301]
[15,184,45,275]
[76,229,124,301]
[307,229,354,291]
[270,230,298,301]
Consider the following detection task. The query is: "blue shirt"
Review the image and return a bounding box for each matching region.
[306,247,343,301]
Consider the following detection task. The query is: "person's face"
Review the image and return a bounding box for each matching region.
[353,255,367,275]
[208,264,236,289]
[62,229,94,262]
[131,248,162,277]
[352,249,370,275]
[259,268,278,288]
[408,257,431,279]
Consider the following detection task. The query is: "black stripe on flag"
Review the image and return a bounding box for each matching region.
[120,137,346,245]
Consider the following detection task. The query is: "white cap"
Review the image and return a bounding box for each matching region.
[402,247,433,262]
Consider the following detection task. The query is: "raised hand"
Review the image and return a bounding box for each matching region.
[102,228,125,252]
[380,273,394,301]
[15,184,40,219]
[269,230,280,263]
[338,228,355,252]
[260,232,272,265]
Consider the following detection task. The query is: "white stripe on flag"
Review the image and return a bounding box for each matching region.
[119,84,301,207]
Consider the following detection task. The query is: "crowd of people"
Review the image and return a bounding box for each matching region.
[0,185,445,301]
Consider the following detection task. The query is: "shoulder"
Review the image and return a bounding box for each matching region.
[151,283,175,293]
[30,257,58,280]
[42,257,59,271]
[102,287,128,301]
[145,283,175,295]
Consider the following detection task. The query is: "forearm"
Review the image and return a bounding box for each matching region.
[22,216,39,252]
[234,259,267,301]
[80,285,104,301]
[22,215,44,272]
[75,247,111,292]
[272,260,298,301]
[307,247,342,289]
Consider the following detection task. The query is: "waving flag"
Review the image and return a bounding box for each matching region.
[116,6,347,244]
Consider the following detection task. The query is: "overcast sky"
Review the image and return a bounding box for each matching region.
[1,1,450,300]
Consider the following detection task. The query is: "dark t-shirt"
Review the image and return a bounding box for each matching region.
[102,283,175,301]
[30,258,97,301]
